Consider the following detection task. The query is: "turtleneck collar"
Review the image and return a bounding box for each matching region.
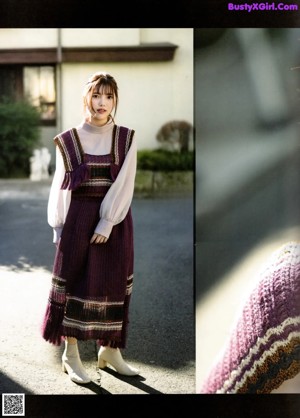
[78,119,114,134]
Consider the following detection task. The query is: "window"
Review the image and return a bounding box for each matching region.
[23,66,56,125]
[0,65,56,126]
[0,65,23,101]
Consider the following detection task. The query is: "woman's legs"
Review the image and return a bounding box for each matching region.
[62,337,91,384]
[66,337,77,345]
[98,342,139,376]
[62,336,139,381]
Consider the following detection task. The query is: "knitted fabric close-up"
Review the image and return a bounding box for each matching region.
[200,241,300,394]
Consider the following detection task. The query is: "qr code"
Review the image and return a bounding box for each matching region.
[2,394,25,416]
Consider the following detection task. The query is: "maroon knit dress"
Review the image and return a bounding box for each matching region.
[42,125,135,348]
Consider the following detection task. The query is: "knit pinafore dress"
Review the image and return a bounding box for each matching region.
[42,125,134,348]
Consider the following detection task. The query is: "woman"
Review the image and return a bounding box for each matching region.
[41,71,139,384]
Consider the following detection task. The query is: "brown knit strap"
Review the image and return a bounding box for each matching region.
[54,128,85,172]
[54,128,89,190]
[112,125,135,166]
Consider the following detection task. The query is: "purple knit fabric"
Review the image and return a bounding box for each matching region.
[200,242,300,394]
[42,125,135,348]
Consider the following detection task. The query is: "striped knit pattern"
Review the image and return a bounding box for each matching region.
[200,242,300,394]
[54,128,89,191]
[126,274,134,295]
[42,124,135,348]
[110,125,134,181]
[111,125,134,165]
[72,153,113,198]
[54,125,135,190]
[62,274,134,336]
[54,128,84,173]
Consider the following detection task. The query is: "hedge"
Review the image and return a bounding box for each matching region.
[137,149,194,172]
[0,98,41,177]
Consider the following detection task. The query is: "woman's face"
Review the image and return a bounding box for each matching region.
[90,86,115,125]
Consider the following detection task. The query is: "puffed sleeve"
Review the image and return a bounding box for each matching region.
[94,134,137,239]
[47,146,72,243]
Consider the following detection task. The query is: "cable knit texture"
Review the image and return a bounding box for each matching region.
[200,242,300,394]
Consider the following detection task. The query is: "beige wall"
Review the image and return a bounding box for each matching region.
[60,28,193,150]
[0,28,193,153]
[61,29,140,47]
[0,28,140,48]
[0,29,58,48]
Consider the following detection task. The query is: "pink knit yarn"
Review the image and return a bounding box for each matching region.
[200,241,300,394]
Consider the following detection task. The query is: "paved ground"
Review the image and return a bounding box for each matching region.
[0,179,194,395]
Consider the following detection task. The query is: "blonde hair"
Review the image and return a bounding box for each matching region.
[83,71,119,121]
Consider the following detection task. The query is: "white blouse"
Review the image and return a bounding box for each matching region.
[47,120,137,243]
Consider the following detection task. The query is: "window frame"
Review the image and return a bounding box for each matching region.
[23,64,57,127]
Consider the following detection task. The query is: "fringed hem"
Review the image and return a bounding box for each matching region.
[61,163,90,191]
[97,339,126,349]
[41,302,65,346]
[101,317,130,349]
[60,326,126,347]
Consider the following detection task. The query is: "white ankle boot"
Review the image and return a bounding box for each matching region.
[98,346,139,376]
[62,341,91,384]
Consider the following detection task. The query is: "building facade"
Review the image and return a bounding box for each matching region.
[0,28,193,165]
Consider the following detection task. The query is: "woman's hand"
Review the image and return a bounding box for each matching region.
[90,233,108,244]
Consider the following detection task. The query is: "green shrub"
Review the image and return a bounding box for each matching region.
[137,149,194,172]
[0,97,41,177]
